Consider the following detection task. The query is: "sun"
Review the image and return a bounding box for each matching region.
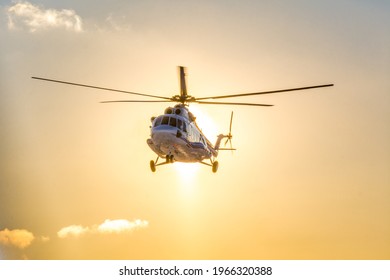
[174,162,200,178]
[174,162,200,194]
[174,104,219,176]
[187,104,219,144]
[173,105,218,185]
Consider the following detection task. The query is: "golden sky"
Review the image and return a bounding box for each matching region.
[0,0,389,259]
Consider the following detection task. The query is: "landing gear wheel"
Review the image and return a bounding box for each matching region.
[212,161,219,173]
[150,160,156,172]
[166,155,174,163]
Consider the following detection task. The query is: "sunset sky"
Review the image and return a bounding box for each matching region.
[1,0,389,260]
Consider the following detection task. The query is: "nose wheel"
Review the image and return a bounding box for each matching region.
[166,154,174,163]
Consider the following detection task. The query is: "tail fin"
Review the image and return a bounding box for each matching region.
[214,134,226,151]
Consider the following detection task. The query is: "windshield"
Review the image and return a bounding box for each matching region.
[154,116,186,131]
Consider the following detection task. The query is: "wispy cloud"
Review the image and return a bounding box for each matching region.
[57,219,149,238]
[104,13,131,32]
[40,236,50,242]
[7,1,83,32]
[0,228,35,249]
[97,219,149,234]
[57,225,89,238]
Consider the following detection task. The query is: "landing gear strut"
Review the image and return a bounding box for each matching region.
[150,156,219,173]
[199,159,219,173]
[149,155,174,172]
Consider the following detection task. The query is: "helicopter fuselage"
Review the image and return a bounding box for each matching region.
[147,105,218,163]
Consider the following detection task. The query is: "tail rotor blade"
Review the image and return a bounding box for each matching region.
[223,111,234,151]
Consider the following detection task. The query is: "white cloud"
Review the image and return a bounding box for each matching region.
[57,219,149,238]
[0,228,35,249]
[57,225,89,238]
[7,1,83,32]
[97,219,148,234]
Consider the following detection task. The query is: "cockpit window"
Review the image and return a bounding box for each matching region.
[161,116,169,125]
[154,116,188,133]
[169,117,177,127]
[153,116,162,127]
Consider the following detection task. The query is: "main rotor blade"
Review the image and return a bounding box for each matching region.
[101,100,173,103]
[229,111,233,134]
[196,101,273,106]
[196,84,334,100]
[31,77,171,100]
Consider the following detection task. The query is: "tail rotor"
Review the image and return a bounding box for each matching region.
[224,111,234,150]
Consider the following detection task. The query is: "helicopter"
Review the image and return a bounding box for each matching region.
[32,66,333,173]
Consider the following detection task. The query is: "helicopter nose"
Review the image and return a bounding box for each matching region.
[151,126,177,138]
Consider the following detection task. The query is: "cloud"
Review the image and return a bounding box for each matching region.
[7,1,83,32]
[40,236,50,243]
[104,13,131,32]
[57,225,89,238]
[57,219,149,238]
[0,228,35,249]
[97,219,148,234]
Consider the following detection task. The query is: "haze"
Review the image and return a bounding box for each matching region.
[0,0,389,259]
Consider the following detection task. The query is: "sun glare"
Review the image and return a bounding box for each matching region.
[174,162,200,181]
[171,105,218,191]
[188,104,219,144]
[174,162,200,194]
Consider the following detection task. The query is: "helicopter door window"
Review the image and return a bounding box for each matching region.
[183,122,187,133]
[169,117,177,127]
[161,116,169,125]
